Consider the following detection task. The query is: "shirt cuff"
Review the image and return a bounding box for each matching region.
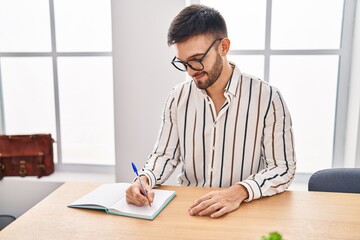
[238,179,262,202]
[138,169,157,188]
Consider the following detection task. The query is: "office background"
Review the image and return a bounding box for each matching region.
[0,0,359,218]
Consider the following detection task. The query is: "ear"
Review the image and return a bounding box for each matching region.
[218,38,230,56]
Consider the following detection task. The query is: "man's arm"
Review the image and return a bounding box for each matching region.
[126,88,181,206]
[139,88,181,188]
[126,87,181,201]
[239,88,296,202]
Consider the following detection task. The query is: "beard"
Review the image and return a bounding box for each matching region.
[193,52,223,90]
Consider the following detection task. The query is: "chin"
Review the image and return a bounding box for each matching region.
[194,82,209,90]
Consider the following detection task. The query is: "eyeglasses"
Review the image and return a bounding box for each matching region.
[171,38,223,72]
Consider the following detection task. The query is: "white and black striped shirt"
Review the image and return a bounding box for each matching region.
[140,65,296,202]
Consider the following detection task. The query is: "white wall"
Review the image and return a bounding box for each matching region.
[344,1,360,167]
[112,0,186,182]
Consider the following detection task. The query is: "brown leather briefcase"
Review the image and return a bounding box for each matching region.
[0,134,55,180]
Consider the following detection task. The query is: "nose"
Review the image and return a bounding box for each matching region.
[186,67,199,77]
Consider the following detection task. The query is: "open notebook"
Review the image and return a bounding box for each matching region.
[67,183,176,220]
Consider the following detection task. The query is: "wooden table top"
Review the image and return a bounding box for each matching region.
[1,182,360,240]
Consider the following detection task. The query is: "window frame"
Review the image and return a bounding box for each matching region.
[0,0,114,174]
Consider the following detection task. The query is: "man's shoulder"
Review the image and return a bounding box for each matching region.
[237,72,285,102]
[169,79,193,97]
[241,72,268,86]
[240,72,275,91]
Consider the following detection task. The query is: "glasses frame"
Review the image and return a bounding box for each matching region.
[171,38,223,72]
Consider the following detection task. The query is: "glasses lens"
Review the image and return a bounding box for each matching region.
[172,61,187,71]
[187,60,204,71]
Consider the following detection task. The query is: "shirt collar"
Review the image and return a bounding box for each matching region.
[198,62,241,98]
[224,63,241,97]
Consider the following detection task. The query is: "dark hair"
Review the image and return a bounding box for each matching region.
[167,4,228,46]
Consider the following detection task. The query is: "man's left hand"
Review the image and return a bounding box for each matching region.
[188,184,249,218]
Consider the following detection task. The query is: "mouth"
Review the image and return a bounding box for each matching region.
[192,71,206,81]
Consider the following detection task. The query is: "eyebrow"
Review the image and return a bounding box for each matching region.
[177,52,205,62]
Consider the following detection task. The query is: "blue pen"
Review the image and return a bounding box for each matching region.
[131,162,151,207]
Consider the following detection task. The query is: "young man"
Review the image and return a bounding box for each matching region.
[126,4,296,218]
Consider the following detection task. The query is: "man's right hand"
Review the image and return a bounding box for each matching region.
[125,175,155,207]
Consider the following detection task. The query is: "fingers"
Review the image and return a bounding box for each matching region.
[125,186,147,206]
[125,182,154,207]
[189,193,212,209]
[189,200,232,218]
[191,202,221,216]
[188,192,216,216]
[146,188,155,203]
[209,206,229,218]
[188,189,244,218]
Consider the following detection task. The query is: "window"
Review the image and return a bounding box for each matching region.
[0,0,115,167]
[199,0,355,173]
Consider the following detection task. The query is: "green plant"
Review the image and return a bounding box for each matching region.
[261,231,283,240]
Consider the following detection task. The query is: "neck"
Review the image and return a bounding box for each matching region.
[206,61,233,99]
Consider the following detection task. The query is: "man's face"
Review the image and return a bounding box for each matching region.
[174,36,224,90]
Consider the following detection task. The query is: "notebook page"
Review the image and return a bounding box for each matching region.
[69,183,131,208]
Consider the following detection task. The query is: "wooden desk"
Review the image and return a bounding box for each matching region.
[1,182,359,240]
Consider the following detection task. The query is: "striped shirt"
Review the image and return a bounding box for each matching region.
[140,65,296,202]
